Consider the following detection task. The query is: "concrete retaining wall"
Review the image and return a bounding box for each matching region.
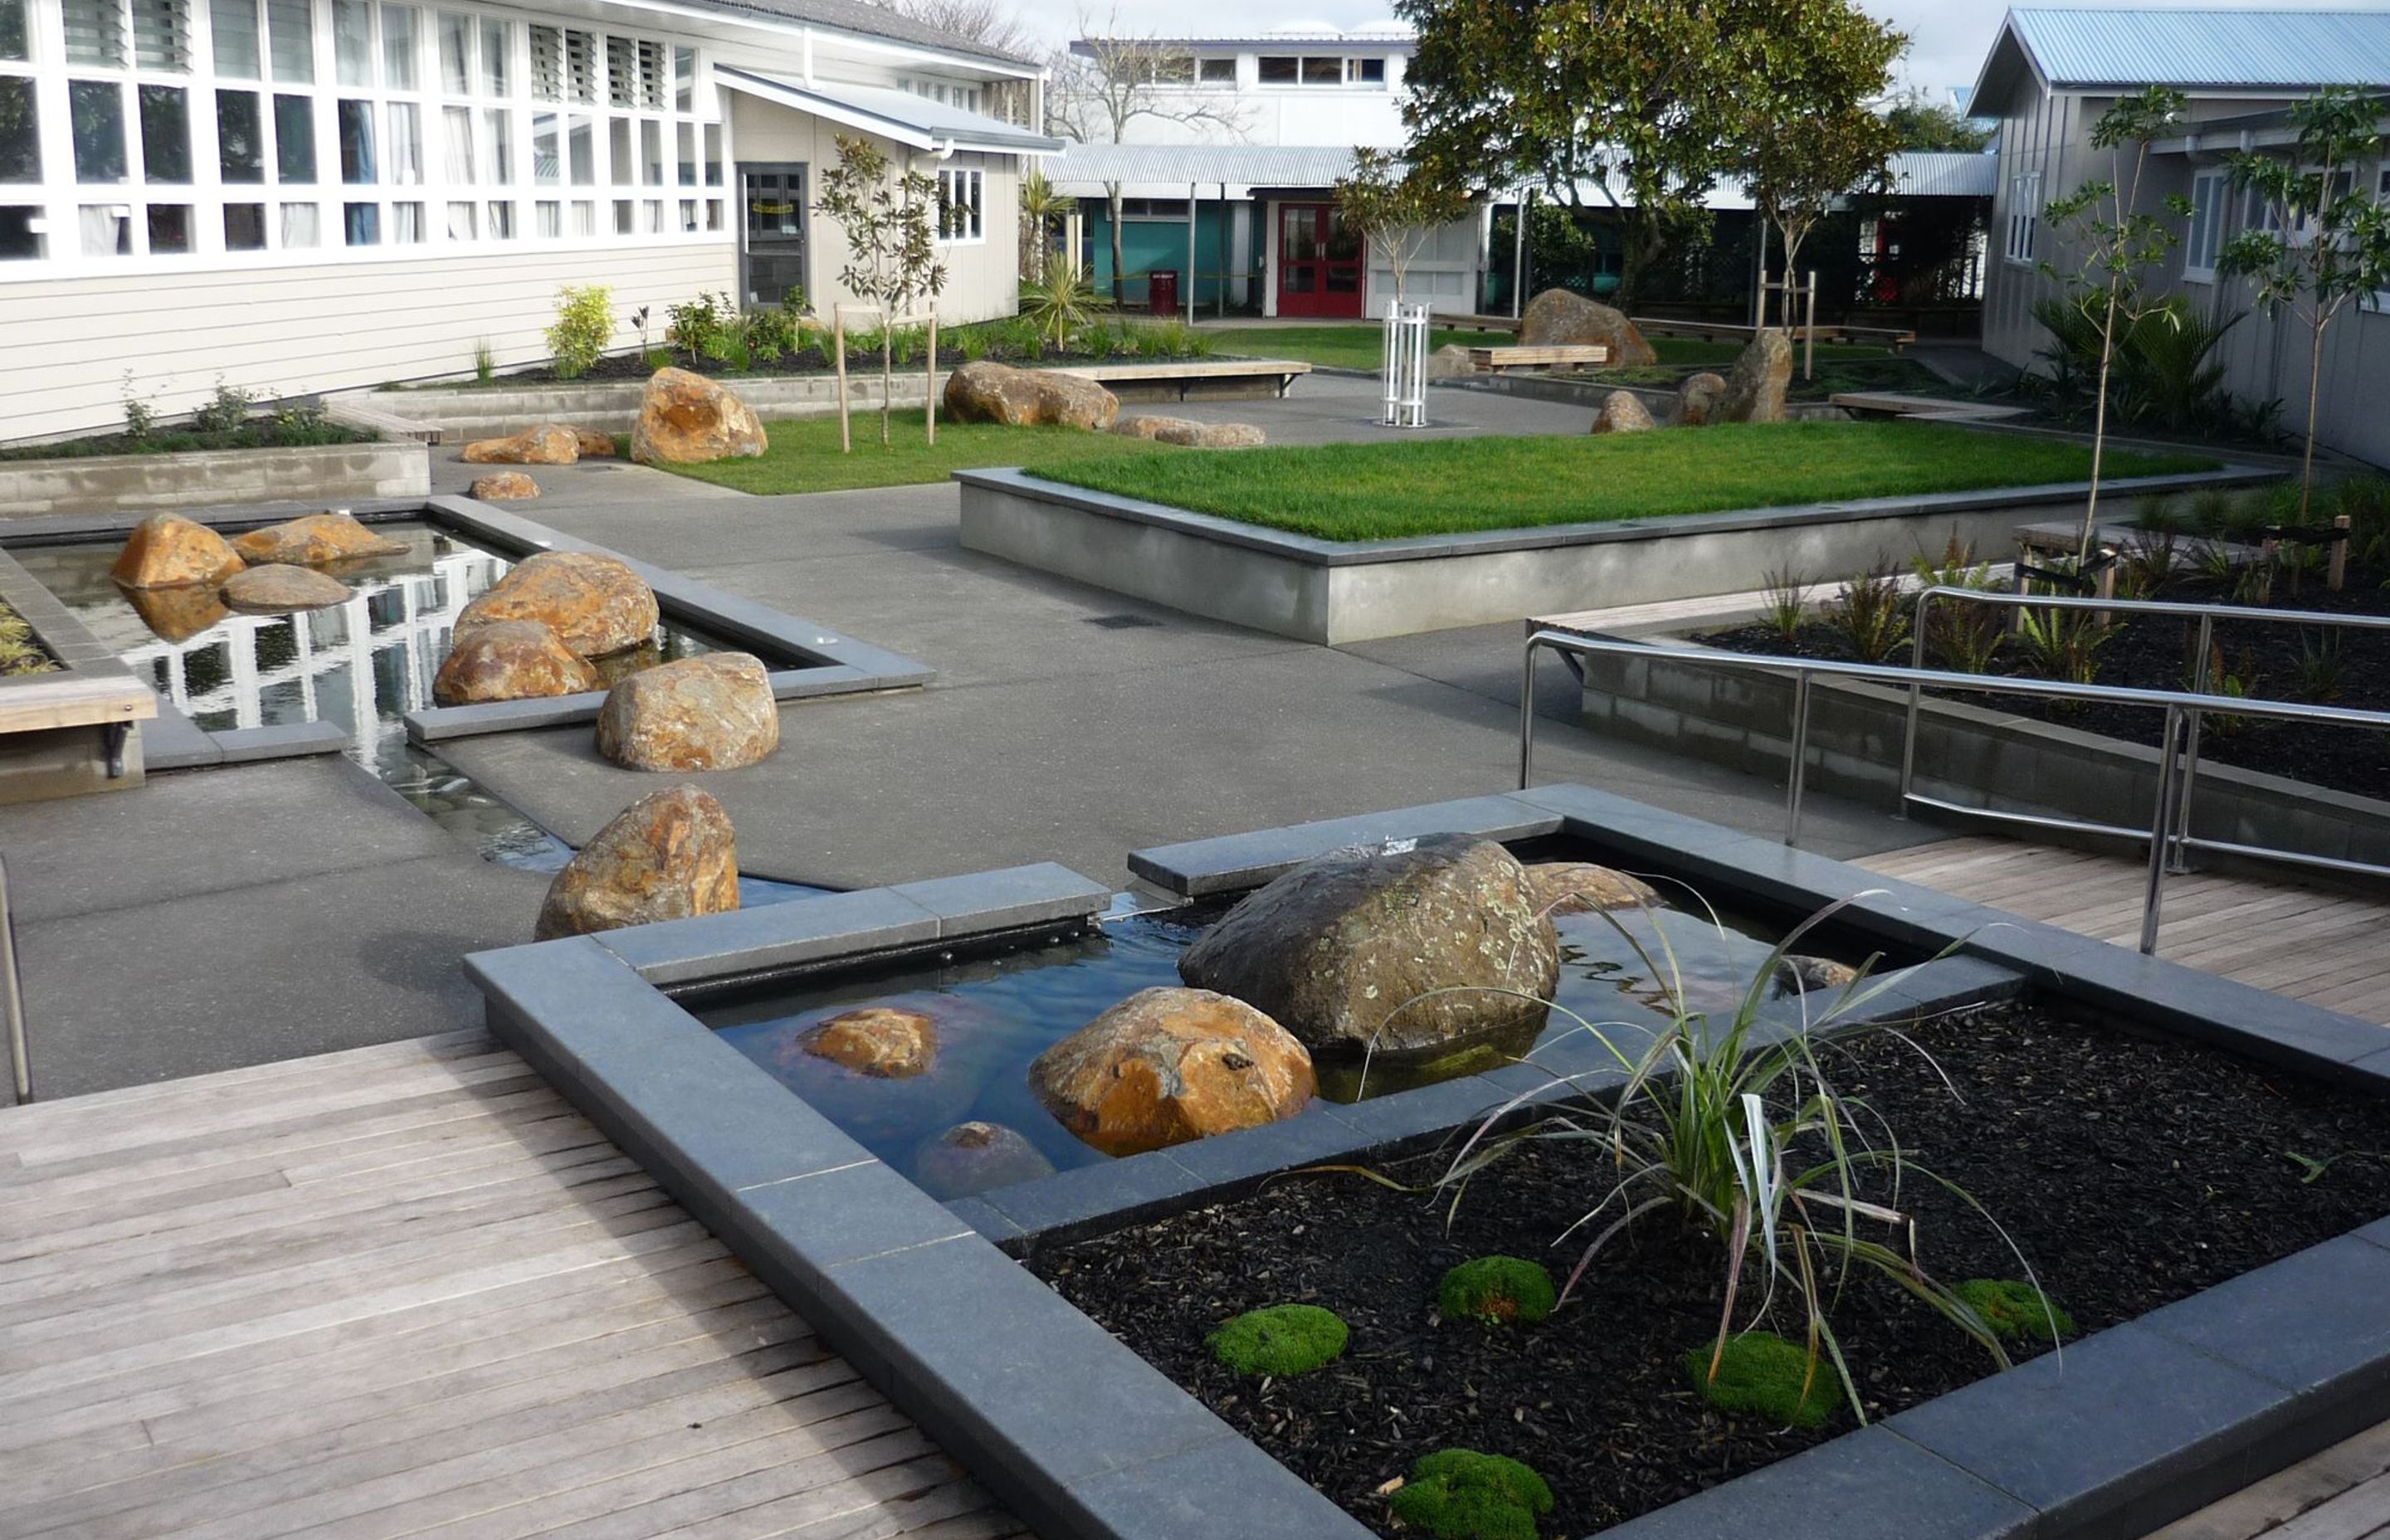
[0,441,430,519]
[356,372,944,443]
[954,465,2280,645]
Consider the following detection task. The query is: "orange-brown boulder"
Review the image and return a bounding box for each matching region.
[942,362,1119,431]
[110,513,244,590]
[469,471,539,500]
[1524,860,1662,915]
[222,563,352,613]
[433,619,600,705]
[123,583,230,641]
[231,512,407,566]
[629,368,766,465]
[570,427,617,459]
[1028,987,1315,1157]
[461,423,581,465]
[454,552,658,657]
[911,1122,1055,1199]
[533,785,738,940]
[800,1007,938,1079]
[595,652,778,772]
[1675,372,1729,426]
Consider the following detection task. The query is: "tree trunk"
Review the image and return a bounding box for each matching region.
[1616,212,1651,312]
[880,333,893,446]
[2300,312,2327,524]
[2078,282,2121,562]
[1107,185,1127,305]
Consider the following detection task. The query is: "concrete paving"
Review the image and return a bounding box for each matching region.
[7,373,1934,1098]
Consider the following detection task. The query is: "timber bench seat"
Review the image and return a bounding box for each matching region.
[1467,344,1612,372]
[1630,317,1919,352]
[1053,358,1314,402]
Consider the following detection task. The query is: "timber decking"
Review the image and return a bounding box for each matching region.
[0,1028,1026,1540]
[1855,836,2390,1027]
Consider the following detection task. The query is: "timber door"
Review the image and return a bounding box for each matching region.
[1275,202,1364,318]
[739,164,807,308]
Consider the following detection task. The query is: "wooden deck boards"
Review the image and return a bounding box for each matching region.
[0,1031,1027,1540]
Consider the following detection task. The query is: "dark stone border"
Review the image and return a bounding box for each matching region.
[0,497,932,768]
[0,545,157,797]
[468,787,2390,1540]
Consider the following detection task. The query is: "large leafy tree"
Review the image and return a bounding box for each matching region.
[1885,92,1994,154]
[2220,87,2390,524]
[1732,0,1905,327]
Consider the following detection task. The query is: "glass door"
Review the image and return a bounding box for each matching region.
[1275,202,1364,318]
[740,163,807,309]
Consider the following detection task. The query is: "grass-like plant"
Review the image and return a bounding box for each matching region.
[1018,264,1100,353]
[1824,566,1911,663]
[2116,532,2182,600]
[2012,587,2116,690]
[2295,629,2345,703]
[1757,567,1808,646]
[1910,536,2004,674]
[1435,894,2035,1425]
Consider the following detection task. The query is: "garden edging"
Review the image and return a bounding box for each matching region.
[0,440,430,518]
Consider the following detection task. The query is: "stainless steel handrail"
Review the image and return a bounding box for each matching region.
[1,856,28,1106]
[1903,587,2390,871]
[1521,626,2390,957]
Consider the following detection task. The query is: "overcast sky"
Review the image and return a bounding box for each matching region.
[1036,0,2390,97]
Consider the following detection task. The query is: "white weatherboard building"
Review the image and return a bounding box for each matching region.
[0,0,1058,443]
[1973,7,2390,465]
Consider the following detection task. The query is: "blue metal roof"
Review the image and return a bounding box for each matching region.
[1973,8,2390,115]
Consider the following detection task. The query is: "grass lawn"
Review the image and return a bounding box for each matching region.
[1028,421,2219,543]
[655,407,1176,495]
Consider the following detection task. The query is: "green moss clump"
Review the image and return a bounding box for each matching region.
[1683,1332,1841,1430]
[1206,1304,1349,1377]
[1955,1279,2075,1342]
[1438,1255,1558,1327]
[1387,1448,1554,1540]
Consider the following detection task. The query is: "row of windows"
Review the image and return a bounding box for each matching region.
[2007,160,2390,277]
[1130,51,1392,88]
[13,192,724,255]
[934,163,978,244]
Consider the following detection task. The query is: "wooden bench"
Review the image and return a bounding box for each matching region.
[1629,318,1919,352]
[1052,358,1314,402]
[1467,344,1611,373]
[1445,313,1522,334]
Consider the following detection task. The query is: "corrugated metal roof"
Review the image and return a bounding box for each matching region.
[1974,8,2390,115]
[1046,144,1363,192]
[680,0,1038,67]
[719,68,1062,153]
[1888,151,1998,197]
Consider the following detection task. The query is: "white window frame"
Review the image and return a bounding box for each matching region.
[2,0,727,280]
[934,162,980,246]
[2004,169,2039,266]
[2183,166,2227,283]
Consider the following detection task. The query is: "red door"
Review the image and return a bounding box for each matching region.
[1275,202,1365,318]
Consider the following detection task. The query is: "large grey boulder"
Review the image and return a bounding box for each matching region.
[1178,835,1560,1056]
[1719,331,1792,424]
[1674,371,1729,426]
[1518,289,1657,367]
[1591,391,1656,435]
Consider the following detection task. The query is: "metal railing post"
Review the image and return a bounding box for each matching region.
[1519,635,1539,790]
[2141,705,2183,956]
[1898,592,1931,815]
[2,856,29,1107]
[2174,612,2215,874]
[1786,669,1813,847]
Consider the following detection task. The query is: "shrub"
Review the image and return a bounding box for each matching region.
[1386,1450,1554,1540]
[1685,1331,1840,1429]
[547,284,615,378]
[1206,1304,1348,1377]
[1758,568,1807,646]
[666,290,736,363]
[1437,1256,1556,1327]
[747,303,801,362]
[191,381,256,433]
[1824,566,1910,662]
[1019,265,1100,353]
[1953,1279,2074,1343]
[1911,535,2003,673]
[473,339,495,383]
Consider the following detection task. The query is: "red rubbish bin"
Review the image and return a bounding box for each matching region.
[1148,269,1179,316]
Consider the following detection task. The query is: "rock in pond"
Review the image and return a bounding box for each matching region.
[595,651,778,772]
[454,551,658,658]
[1179,835,1560,1056]
[1591,391,1656,434]
[1720,330,1792,424]
[461,422,582,465]
[800,1006,938,1079]
[1030,987,1315,1157]
[432,619,600,705]
[110,513,244,590]
[1524,860,1661,915]
[469,471,539,501]
[942,361,1119,431]
[222,563,353,613]
[1675,371,1729,426]
[533,785,738,940]
[1518,288,1658,367]
[911,1121,1055,1199]
[1776,954,1861,995]
[123,582,231,642]
[630,368,766,465]
[231,512,407,567]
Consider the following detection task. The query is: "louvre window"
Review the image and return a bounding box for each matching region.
[333,0,370,85]
[637,38,664,108]
[266,0,311,81]
[380,4,416,88]
[528,24,558,100]
[132,0,191,70]
[480,19,508,94]
[65,0,129,67]
[674,45,692,110]
[604,33,631,106]
[212,0,261,77]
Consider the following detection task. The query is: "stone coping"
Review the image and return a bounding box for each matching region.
[0,439,431,519]
[954,465,2280,568]
[466,784,2390,1540]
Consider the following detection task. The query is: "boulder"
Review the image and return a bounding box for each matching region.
[1518,289,1657,367]
[469,471,539,500]
[455,552,658,658]
[799,1006,938,1079]
[1674,371,1729,426]
[1591,391,1657,435]
[1113,413,1200,441]
[629,368,767,465]
[1424,342,1480,379]
[461,422,580,465]
[222,563,353,613]
[1776,955,1861,995]
[942,361,1119,431]
[1179,835,1560,1056]
[231,512,408,567]
[1029,987,1315,1157]
[1524,860,1662,916]
[533,785,739,940]
[1154,421,1266,448]
[1720,331,1792,424]
[570,426,617,459]
[595,652,778,772]
[123,583,230,642]
[110,513,244,590]
[432,619,600,705]
[910,1121,1055,1199]
[763,992,1002,1146]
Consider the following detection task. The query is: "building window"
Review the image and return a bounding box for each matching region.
[139,82,188,180]
[64,0,128,66]
[936,164,980,244]
[217,88,263,179]
[1197,56,1234,84]
[1344,56,1383,85]
[71,80,128,181]
[1256,54,1295,84]
[2184,168,2226,281]
[212,0,261,77]
[0,76,37,181]
[0,0,27,60]
[2005,171,2038,265]
[266,0,310,81]
[0,203,41,257]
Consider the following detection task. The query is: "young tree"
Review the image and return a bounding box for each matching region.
[2220,87,2390,523]
[812,134,947,448]
[1333,148,1472,305]
[1017,168,1075,285]
[1048,12,1245,303]
[1731,0,1905,328]
[2036,86,2188,558]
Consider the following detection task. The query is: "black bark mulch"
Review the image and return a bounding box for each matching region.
[1026,1006,2390,1537]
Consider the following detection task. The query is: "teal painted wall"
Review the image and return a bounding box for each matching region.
[1081,205,1250,306]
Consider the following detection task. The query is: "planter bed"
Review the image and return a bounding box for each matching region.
[467,783,2390,1540]
[0,547,154,801]
[0,439,429,518]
